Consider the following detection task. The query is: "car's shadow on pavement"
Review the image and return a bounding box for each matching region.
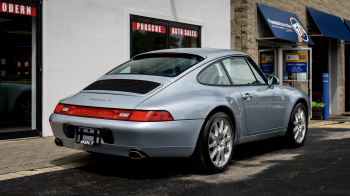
[50,136,287,180]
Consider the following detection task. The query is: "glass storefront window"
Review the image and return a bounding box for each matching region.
[170,27,198,48]
[131,22,166,57]
[0,2,37,135]
[258,49,277,78]
[282,50,311,96]
[131,15,201,57]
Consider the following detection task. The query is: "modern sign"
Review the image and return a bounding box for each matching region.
[257,3,314,45]
[170,27,198,37]
[285,53,307,73]
[260,53,274,73]
[0,2,36,16]
[132,22,166,34]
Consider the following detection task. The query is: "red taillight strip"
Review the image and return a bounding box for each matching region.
[53,104,173,121]
[54,104,132,120]
[129,111,173,121]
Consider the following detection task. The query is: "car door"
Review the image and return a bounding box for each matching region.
[221,57,285,133]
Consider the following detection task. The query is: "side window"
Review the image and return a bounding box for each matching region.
[222,58,257,85]
[198,62,231,85]
[246,58,267,84]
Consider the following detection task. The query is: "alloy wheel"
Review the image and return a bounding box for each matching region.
[293,108,306,143]
[208,117,233,167]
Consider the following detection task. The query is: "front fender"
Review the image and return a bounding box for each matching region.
[279,86,310,134]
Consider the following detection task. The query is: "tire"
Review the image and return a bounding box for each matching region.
[13,94,32,124]
[191,112,234,173]
[285,103,308,148]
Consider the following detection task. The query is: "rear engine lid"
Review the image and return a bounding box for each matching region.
[81,74,171,96]
[61,75,172,109]
[84,79,161,94]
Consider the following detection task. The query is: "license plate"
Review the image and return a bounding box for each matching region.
[75,127,101,146]
[79,140,95,146]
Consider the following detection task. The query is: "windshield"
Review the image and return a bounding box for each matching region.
[108,53,204,77]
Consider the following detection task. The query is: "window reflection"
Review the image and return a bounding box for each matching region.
[132,30,166,57]
[170,35,198,48]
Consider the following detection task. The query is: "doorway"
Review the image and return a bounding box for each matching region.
[310,37,328,103]
[345,44,350,111]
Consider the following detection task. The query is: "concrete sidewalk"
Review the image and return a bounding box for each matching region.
[0,137,93,175]
[309,112,350,128]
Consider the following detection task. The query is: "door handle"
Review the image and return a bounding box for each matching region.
[242,93,253,100]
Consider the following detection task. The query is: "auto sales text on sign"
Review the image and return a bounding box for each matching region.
[0,2,36,16]
[171,27,198,38]
[132,22,166,34]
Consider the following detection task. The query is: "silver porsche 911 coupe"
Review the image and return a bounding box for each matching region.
[50,48,310,173]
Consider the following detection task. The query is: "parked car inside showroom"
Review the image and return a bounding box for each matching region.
[0,81,32,124]
[50,48,311,173]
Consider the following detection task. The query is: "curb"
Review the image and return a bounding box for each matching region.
[308,121,344,128]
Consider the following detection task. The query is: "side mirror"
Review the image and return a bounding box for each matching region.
[268,75,279,89]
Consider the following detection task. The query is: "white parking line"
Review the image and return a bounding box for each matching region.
[0,159,100,181]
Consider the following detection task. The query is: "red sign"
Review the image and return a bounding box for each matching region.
[0,2,36,16]
[132,22,166,34]
[171,27,198,38]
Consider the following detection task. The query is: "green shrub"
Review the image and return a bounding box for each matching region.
[312,101,324,107]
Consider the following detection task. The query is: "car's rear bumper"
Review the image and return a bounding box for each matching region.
[49,113,204,158]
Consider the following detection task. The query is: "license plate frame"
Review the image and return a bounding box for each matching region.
[75,127,101,146]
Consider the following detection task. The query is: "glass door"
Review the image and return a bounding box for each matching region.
[279,48,312,100]
[258,49,277,78]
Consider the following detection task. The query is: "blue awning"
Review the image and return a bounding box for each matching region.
[307,7,350,42]
[344,19,350,31]
[257,3,314,45]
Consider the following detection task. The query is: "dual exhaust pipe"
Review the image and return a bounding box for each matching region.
[54,138,63,146]
[128,149,147,159]
[55,138,147,159]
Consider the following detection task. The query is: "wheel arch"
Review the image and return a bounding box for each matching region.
[282,98,309,137]
[294,98,309,116]
[191,105,237,158]
[195,105,236,144]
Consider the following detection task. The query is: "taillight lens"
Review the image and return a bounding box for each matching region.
[53,104,173,121]
[60,105,132,120]
[54,104,65,114]
[128,111,173,121]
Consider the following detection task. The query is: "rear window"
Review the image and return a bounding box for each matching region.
[108,53,204,77]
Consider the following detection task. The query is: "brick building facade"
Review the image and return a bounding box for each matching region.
[231,0,350,115]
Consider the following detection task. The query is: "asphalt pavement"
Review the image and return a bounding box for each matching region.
[1,125,350,195]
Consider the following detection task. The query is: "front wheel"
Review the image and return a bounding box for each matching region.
[192,112,234,173]
[285,103,308,147]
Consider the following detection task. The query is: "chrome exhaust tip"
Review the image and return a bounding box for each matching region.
[129,149,147,159]
[54,138,63,147]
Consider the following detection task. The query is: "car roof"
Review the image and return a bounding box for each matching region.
[134,48,248,59]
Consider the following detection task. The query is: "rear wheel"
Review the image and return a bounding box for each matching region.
[285,103,308,147]
[192,112,234,173]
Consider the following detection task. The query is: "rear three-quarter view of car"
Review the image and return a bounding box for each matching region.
[50,48,311,173]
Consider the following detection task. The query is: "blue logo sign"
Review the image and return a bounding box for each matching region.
[285,62,307,73]
[261,63,274,73]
